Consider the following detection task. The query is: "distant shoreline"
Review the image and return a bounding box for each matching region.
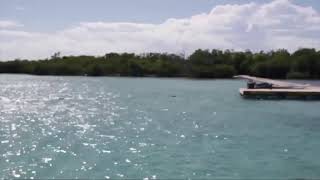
[1,73,320,81]
[1,48,319,79]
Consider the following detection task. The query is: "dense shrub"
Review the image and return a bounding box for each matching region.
[0,48,319,79]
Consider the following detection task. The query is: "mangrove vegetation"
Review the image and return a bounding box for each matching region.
[0,48,320,79]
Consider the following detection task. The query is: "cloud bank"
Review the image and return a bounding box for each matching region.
[1,0,320,60]
[0,20,23,29]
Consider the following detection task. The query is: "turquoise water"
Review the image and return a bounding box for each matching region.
[0,74,320,179]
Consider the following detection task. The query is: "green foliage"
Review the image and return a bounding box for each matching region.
[286,72,310,79]
[213,65,236,78]
[0,48,319,79]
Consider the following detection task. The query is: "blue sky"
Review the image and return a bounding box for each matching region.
[0,0,320,59]
[1,0,319,31]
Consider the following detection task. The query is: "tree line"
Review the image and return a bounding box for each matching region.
[0,48,319,79]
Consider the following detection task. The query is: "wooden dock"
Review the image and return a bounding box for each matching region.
[234,75,320,99]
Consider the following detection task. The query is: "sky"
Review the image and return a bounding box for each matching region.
[0,0,320,59]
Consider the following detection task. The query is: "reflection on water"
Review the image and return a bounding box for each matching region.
[0,75,320,179]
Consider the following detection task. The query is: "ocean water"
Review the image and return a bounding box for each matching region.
[0,74,320,179]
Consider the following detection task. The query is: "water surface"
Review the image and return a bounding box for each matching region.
[0,75,320,179]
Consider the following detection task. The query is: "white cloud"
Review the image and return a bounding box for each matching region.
[0,0,320,60]
[0,20,23,29]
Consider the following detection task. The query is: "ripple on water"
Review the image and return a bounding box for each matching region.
[0,75,320,179]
